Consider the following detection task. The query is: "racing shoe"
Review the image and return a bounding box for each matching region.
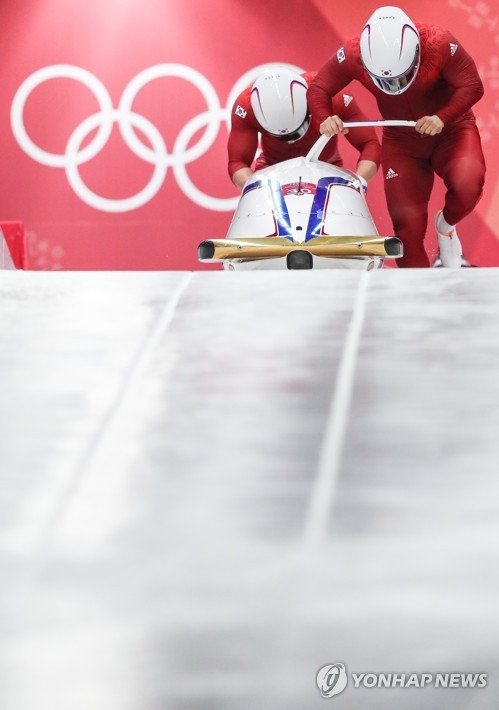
[432,255,471,268]
[434,210,463,268]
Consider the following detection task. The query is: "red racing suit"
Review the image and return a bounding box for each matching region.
[228,71,380,180]
[308,25,486,267]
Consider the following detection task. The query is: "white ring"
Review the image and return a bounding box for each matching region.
[11,64,114,167]
[65,109,167,212]
[174,109,239,211]
[118,64,221,167]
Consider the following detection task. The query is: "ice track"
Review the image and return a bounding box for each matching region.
[1,268,499,710]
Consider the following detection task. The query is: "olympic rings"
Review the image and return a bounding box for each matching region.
[10,62,303,213]
[66,109,167,213]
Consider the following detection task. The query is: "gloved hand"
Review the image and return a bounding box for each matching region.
[356,174,368,194]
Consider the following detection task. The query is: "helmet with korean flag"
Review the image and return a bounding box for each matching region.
[250,67,310,141]
[360,6,420,95]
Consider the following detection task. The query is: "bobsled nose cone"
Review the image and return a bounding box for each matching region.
[286,250,313,269]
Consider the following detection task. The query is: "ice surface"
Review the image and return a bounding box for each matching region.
[1,268,499,709]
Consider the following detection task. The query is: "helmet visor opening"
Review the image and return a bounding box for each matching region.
[372,46,420,95]
[274,114,311,142]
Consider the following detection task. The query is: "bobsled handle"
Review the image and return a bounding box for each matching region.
[305,120,417,163]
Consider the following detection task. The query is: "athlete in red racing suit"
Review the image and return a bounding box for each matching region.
[307,22,486,267]
[228,71,381,190]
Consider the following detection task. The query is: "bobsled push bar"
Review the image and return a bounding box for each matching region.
[198,235,403,262]
[305,120,416,163]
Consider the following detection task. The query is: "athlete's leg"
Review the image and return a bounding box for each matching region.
[382,139,435,268]
[431,122,486,226]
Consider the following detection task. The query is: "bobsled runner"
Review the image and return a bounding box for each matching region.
[198,121,416,270]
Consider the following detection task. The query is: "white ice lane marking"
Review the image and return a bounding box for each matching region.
[302,270,370,548]
[42,272,194,543]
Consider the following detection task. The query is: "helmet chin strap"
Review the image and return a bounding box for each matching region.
[275,114,311,143]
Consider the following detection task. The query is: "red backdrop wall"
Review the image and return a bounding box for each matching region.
[0,0,498,270]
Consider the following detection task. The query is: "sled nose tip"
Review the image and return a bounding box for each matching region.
[286,250,313,270]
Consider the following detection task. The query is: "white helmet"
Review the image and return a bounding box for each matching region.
[250,67,309,141]
[360,6,420,95]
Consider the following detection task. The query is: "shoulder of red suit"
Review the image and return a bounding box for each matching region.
[344,23,450,43]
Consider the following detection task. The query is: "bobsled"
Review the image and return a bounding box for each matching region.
[198,121,415,270]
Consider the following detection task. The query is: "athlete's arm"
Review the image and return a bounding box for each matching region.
[307,45,356,130]
[355,159,378,182]
[227,101,259,189]
[231,167,254,190]
[333,93,381,180]
[433,32,484,126]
